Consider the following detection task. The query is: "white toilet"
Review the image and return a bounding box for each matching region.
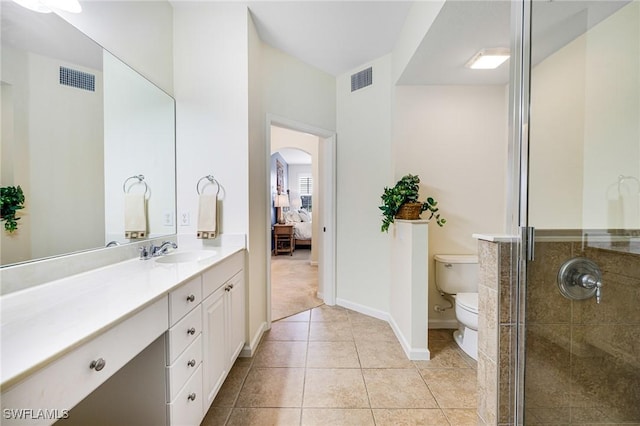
[434,254,479,360]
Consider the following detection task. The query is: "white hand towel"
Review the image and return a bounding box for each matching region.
[197,194,217,239]
[124,193,147,239]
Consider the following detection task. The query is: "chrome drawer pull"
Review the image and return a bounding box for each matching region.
[186,294,196,303]
[187,359,196,367]
[187,327,196,335]
[187,393,196,402]
[89,358,106,371]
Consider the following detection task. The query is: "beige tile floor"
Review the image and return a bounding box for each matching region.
[201,305,478,426]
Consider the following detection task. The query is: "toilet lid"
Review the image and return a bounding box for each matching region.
[456,292,478,313]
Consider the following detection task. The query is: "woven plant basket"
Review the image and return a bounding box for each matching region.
[395,202,422,220]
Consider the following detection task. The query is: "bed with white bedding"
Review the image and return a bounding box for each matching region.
[284,209,312,248]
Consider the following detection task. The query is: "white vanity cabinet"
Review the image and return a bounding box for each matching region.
[168,250,245,423]
[0,297,169,426]
[0,248,246,426]
[165,274,204,425]
[201,252,245,410]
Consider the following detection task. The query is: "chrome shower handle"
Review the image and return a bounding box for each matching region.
[557,257,603,304]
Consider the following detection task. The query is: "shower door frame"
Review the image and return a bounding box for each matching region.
[510,0,532,424]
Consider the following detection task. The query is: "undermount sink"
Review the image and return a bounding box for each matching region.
[154,250,218,264]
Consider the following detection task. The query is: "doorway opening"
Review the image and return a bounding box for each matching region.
[270,141,322,321]
[265,115,336,326]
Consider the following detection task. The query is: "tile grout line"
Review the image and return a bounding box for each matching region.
[298,315,312,425]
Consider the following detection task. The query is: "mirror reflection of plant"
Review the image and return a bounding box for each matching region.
[1,186,25,232]
[379,174,446,232]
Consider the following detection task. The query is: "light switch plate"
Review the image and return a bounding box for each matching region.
[163,211,174,226]
[180,211,190,226]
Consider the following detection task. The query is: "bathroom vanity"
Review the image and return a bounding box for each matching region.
[0,247,245,426]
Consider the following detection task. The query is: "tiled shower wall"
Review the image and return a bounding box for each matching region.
[479,236,639,425]
[524,238,640,424]
[477,239,516,425]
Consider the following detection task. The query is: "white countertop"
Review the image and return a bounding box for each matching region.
[472,233,518,243]
[0,246,243,389]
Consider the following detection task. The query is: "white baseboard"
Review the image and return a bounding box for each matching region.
[316,291,324,301]
[428,319,458,329]
[240,321,267,358]
[336,298,389,322]
[337,298,432,360]
[388,316,431,360]
[309,261,318,266]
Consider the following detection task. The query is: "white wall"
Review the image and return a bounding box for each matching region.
[261,44,336,132]
[103,51,176,242]
[1,47,31,264]
[582,1,639,229]
[391,0,445,84]
[173,3,249,237]
[394,85,508,325]
[248,22,336,344]
[336,55,394,314]
[27,54,105,260]
[1,1,174,266]
[529,1,640,229]
[57,1,174,94]
[248,10,267,347]
[270,126,319,263]
[0,49,105,263]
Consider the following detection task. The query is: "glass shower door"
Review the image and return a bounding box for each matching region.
[522,0,640,424]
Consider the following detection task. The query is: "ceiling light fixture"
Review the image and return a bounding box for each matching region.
[12,0,81,14]
[465,48,510,70]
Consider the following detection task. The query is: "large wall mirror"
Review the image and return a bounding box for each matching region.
[0,2,176,266]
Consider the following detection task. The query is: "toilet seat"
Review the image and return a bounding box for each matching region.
[455,292,478,314]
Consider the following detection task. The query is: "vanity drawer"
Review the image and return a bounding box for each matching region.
[167,304,202,365]
[1,297,168,425]
[166,335,202,403]
[168,364,203,426]
[202,251,243,298]
[169,275,202,326]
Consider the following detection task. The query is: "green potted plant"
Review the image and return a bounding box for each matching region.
[1,185,25,232]
[379,174,446,232]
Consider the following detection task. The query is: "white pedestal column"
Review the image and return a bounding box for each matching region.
[389,219,430,360]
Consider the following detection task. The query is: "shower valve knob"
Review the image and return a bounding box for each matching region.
[557,257,603,305]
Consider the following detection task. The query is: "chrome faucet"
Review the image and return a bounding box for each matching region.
[150,241,178,257]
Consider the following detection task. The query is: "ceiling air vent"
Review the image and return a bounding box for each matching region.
[351,67,372,92]
[59,66,95,92]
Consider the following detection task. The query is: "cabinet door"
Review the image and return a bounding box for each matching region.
[201,286,227,410]
[226,271,245,366]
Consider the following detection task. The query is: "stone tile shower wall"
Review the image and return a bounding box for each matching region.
[524,238,640,424]
[477,239,516,425]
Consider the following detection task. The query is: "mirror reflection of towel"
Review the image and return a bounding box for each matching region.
[124,193,147,239]
[197,194,217,239]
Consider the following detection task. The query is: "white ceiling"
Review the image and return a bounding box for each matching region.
[248,0,629,86]
[247,1,413,77]
[4,0,628,88]
[278,148,312,165]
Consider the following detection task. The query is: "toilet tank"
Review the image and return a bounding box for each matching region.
[434,254,479,294]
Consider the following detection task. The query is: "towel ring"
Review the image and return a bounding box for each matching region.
[197,175,220,197]
[123,174,149,197]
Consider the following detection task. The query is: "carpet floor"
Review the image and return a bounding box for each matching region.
[271,248,323,321]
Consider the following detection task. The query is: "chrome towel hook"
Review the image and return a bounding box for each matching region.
[123,174,149,197]
[196,175,220,197]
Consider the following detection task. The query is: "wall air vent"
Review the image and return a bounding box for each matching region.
[351,67,372,92]
[59,66,95,92]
